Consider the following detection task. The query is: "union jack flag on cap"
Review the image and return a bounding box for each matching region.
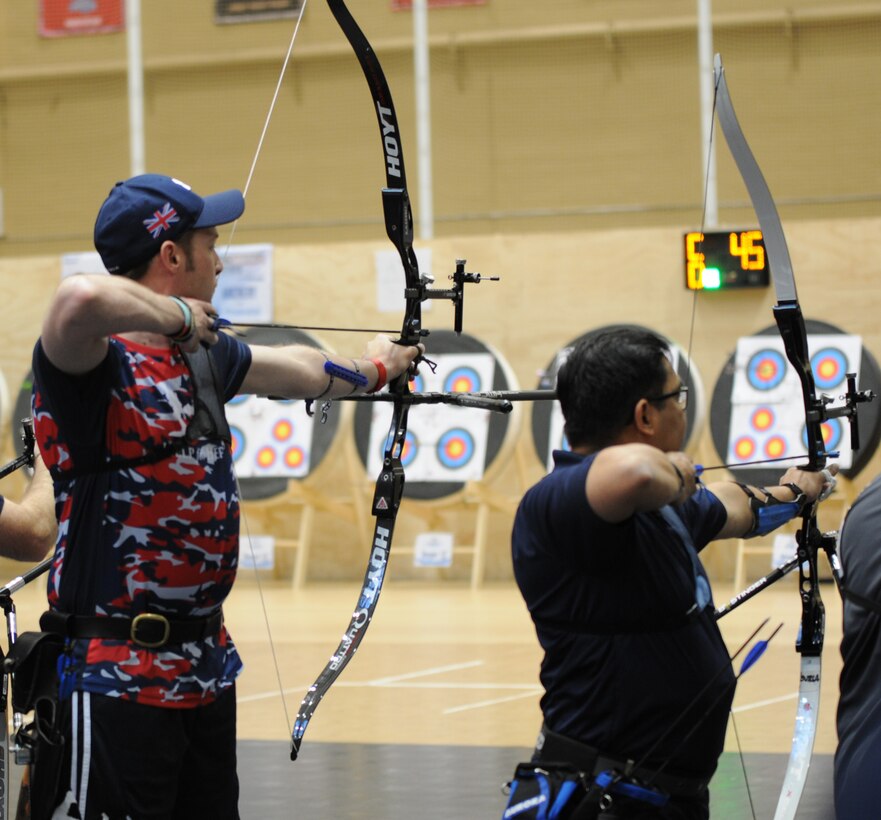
[143,202,180,238]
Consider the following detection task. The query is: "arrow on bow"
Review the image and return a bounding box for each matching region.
[710,54,873,818]
[288,0,494,760]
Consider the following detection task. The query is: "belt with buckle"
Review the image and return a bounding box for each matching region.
[535,725,710,799]
[40,609,224,649]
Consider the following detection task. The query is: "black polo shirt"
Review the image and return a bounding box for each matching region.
[512,450,732,780]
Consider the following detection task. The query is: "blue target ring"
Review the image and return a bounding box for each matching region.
[802,418,843,454]
[379,429,418,468]
[437,428,475,470]
[747,349,787,391]
[811,348,848,391]
[443,366,482,395]
[230,426,245,462]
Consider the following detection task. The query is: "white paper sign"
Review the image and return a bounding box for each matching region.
[771,533,798,569]
[413,532,454,568]
[61,251,108,277]
[213,244,273,323]
[239,535,275,570]
[374,247,433,313]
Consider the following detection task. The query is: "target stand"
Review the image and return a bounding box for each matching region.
[224,328,361,588]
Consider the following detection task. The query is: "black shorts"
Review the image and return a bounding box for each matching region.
[44,686,239,820]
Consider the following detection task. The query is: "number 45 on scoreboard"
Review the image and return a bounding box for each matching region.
[684,229,771,291]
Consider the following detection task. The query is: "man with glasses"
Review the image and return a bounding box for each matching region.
[507,326,834,820]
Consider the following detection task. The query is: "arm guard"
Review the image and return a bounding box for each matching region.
[737,482,808,537]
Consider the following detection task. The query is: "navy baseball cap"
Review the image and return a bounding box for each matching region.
[94,174,245,274]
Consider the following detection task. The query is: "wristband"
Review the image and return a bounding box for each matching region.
[782,482,809,511]
[323,359,369,388]
[314,353,334,400]
[348,358,365,395]
[367,358,388,394]
[167,296,195,344]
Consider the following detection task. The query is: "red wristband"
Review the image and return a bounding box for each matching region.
[367,359,387,394]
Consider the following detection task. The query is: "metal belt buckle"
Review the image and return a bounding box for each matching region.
[131,613,171,648]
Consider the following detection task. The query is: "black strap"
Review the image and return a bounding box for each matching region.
[535,726,709,799]
[40,609,223,649]
[182,345,231,444]
[59,345,230,481]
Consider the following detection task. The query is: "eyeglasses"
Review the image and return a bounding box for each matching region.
[647,384,689,410]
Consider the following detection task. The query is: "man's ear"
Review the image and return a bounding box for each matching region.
[158,240,182,271]
[633,398,654,435]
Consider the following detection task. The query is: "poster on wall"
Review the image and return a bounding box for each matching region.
[215,0,303,24]
[61,251,106,278]
[392,0,486,9]
[59,245,273,325]
[212,244,274,323]
[40,0,124,38]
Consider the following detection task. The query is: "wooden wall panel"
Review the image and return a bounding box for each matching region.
[1,216,878,583]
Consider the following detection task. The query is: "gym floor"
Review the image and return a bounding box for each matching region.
[230,578,839,819]
[4,574,840,818]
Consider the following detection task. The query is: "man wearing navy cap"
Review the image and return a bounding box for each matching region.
[28,174,422,819]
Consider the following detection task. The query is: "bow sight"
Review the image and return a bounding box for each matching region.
[412,259,500,337]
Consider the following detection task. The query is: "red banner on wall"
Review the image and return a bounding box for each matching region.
[215,0,303,24]
[40,0,124,38]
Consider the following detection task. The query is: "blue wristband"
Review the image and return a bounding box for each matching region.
[323,360,368,388]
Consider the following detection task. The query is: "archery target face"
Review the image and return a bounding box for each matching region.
[366,353,494,481]
[726,334,862,470]
[226,394,315,477]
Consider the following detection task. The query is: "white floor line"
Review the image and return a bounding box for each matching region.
[443,689,543,715]
[241,685,799,712]
[368,660,484,686]
[363,681,539,690]
[732,691,798,714]
[238,676,537,704]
